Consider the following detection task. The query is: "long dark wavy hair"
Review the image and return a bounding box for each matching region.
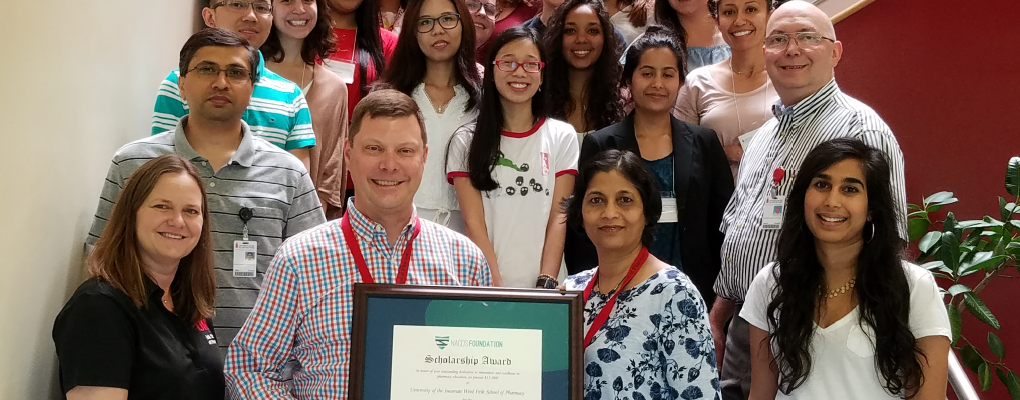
[460,26,547,191]
[541,0,624,132]
[767,138,923,395]
[262,0,337,64]
[327,0,387,96]
[653,0,689,44]
[381,0,481,111]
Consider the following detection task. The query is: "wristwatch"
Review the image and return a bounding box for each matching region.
[535,275,558,289]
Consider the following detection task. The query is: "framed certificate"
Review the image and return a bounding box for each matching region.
[348,284,585,400]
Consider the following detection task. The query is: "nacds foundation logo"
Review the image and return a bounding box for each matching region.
[435,336,450,350]
[433,335,504,350]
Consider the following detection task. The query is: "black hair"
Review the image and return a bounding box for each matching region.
[262,0,338,64]
[327,0,388,96]
[563,149,660,247]
[180,28,261,84]
[707,0,775,19]
[621,25,687,86]
[767,137,924,395]
[652,0,688,45]
[541,0,624,132]
[381,0,481,111]
[461,26,547,191]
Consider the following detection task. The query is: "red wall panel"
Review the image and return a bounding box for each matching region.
[834,0,1019,398]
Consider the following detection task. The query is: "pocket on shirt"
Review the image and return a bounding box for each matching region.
[248,206,287,238]
[846,323,877,358]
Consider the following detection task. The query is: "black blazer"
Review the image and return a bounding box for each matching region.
[564,113,734,308]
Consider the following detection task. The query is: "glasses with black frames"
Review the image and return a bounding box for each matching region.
[418,13,461,33]
[764,32,835,50]
[185,63,252,83]
[465,0,501,20]
[211,0,273,15]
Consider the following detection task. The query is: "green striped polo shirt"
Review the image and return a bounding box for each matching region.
[87,117,326,352]
[151,51,316,150]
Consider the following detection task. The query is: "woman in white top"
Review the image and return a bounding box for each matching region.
[673,0,778,180]
[741,138,951,400]
[655,0,730,70]
[447,27,579,288]
[604,0,654,45]
[380,0,482,232]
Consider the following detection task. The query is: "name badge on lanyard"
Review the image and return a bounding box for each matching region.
[325,29,358,84]
[660,197,679,223]
[233,207,258,278]
[761,168,786,230]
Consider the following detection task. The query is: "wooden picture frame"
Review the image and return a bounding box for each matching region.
[348,284,585,400]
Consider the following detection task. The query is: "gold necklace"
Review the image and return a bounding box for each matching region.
[821,277,856,299]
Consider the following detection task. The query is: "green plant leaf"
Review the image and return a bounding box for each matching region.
[940,231,961,273]
[908,203,922,211]
[960,345,984,373]
[997,367,1008,389]
[1006,371,1020,400]
[944,212,958,234]
[1003,197,1011,224]
[961,253,1007,275]
[908,218,930,242]
[948,305,962,345]
[921,260,952,275]
[1008,241,1020,256]
[1006,157,1020,197]
[919,231,942,253]
[965,292,1001,330]
[980,362,993,391]
[925,191,956,205]
[948,284,971,297]
[989,332,1005,360]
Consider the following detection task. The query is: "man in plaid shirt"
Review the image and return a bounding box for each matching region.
[223,90,492,399]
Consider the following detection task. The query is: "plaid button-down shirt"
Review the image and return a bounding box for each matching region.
[224,200,492,399]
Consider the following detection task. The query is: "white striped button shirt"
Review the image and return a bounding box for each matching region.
[714,79,907,303]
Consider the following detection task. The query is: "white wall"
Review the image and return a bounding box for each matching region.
[0,2,196,398]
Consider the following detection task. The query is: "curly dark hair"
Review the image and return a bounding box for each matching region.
[381,0,481,111]
[562,149,660,246]
[261,0,337,64]
[541,0,624,132]
[766,138,924,395]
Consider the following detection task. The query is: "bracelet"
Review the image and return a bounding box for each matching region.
[535,275,558,289]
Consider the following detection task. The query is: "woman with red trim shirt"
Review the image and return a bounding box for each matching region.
[562,149,718,400]
[325,0,399,117]
[447,27,578,288]
[53,155,222,400]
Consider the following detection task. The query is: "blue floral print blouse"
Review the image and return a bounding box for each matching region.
[565,267,720,400]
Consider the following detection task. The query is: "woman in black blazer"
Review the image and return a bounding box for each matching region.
[565,26,734,308]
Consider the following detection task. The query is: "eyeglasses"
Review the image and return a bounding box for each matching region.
[185,64,252,83]
[764,32,835,50]
[494,59,545,73]
[465,0,501,20]
[418,13,461,33]
[211,0,273,15]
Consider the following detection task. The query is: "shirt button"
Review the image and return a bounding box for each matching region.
[209,182,216,188]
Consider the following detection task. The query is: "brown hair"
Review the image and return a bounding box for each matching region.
[261,0,338,64]
[348,89,428,145]
[88,155,216,326]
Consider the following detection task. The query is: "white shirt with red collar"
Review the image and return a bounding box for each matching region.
[447,117,579,288]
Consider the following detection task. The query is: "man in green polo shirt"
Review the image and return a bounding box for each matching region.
[152,0,315,169]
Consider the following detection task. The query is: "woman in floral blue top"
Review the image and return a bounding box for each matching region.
[563,149,720,400]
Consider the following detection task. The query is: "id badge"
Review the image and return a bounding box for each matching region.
[761,195,786,230]
[233,240,258,278]
[324,59,356,84]
[738,127,759,149]
[660,197,679,223]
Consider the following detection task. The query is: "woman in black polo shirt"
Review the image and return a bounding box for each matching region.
[53,155,222,400]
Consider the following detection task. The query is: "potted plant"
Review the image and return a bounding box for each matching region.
[908,157,1020,398]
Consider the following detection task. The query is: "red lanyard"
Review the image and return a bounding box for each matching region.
[340,214,421,284]
[582,247,649,349]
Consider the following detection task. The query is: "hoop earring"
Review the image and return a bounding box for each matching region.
[866,221,875,243]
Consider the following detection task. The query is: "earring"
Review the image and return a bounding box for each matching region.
[866,221,875,243]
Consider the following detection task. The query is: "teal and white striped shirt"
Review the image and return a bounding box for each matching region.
[151,51,316,150]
